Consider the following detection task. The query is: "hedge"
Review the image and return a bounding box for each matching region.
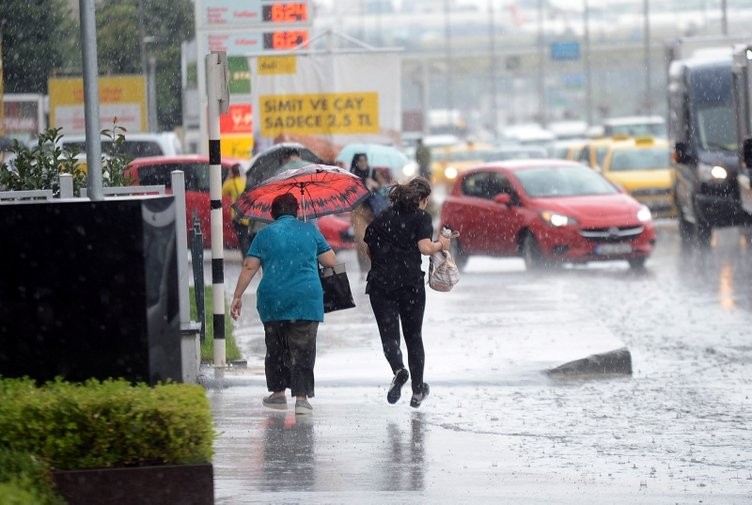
[0,449,64,505]
[0,378,215,471]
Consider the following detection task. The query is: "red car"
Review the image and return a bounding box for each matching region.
[126,155,356,251]
[439,160,656,270]
[126,155,243,248]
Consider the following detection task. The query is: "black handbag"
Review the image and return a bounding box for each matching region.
[319,264,356,313]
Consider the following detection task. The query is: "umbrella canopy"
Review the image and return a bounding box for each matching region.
[234,163,370,223]
[334,143,409,180]
[246,142,325,189]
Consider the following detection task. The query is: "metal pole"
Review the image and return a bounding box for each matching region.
[488,0,499,138]
[537,0,546,127]
[148,56,158,131]
[444,0,453,127]
[171,170,190,326]
[584,0,593,126]
[79,0,103,201]
[206,51,229,368]
[644,0,651,115]
[721,0,728,36]
[421,59,430,136]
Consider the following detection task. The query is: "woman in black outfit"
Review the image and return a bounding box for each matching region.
[364,177,456,408]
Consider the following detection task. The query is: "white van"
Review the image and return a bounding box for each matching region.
[59,132,183,159]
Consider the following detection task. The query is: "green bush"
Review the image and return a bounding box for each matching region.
[0,378,214,471]
[0,450,65,505]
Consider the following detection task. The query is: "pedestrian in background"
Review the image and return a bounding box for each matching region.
[221,163,251,256]
[350,152,387,274]
[230,193,338,415]
[415,138,432,180]
[364,176,456,408]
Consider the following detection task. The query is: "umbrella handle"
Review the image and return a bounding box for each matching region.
[298,182,307,222]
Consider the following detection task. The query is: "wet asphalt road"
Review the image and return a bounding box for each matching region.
[205,220,752,504]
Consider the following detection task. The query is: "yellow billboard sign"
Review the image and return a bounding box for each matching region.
[259,92,379,137]
[257,56,297,75]
[49,76,147,134]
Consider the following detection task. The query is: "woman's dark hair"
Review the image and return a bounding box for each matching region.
[271,193,299,219]
[388,176,432,211]
[350,152,368,171]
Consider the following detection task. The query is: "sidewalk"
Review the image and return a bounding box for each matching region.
[204,254,632,504]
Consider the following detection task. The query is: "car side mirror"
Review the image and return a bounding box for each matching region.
[494,193,512,206]
[673,141,695,164]
[743,137,752,168]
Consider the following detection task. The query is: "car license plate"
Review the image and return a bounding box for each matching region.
[595,243,632,255]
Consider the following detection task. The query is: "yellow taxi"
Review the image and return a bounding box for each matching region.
[430,141,495,187]
[600,136,676,218]
[573,135,627,170]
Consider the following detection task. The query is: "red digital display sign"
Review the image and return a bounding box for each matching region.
[262,3,308,23]
[263,30,308,50]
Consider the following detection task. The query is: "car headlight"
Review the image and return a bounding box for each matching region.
[444,166,458,180]
[637,205,652,222]
[541,210,578,227]
[698,162,728,182]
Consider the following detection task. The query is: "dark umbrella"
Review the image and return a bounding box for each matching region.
[246,142,324,188]
[233,163,370,223]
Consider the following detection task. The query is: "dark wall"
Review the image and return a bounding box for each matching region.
[0,196,181,384]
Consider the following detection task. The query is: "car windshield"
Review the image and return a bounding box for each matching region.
[609,123,666,137]
[609,147,670,171]
[515,165,618,198]
[696,104,736,151]
[136,162,211,191]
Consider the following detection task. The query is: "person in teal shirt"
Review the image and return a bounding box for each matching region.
[231,193,337,415]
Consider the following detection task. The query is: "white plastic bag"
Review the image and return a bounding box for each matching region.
[428,250,460,292]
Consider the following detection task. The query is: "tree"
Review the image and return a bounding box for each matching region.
[0,0,78,94]
[97,0,195,130]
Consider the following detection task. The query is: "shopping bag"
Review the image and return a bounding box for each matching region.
[319,264,356,313]
[428,250,460,292]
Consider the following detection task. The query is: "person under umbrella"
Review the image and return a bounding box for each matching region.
[230,193,338,415]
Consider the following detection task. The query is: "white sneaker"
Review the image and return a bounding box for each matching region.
[295,399,313,415]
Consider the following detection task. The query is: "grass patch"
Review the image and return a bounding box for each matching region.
[189,286,242,362]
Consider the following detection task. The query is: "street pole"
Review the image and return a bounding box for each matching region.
[584,0,593,126]
[79,0,102,201]
[444,0,454,128]
[206,51,229,368]
[148,56,158,132]
[488,0,499,138]
[644,0,651,115]
[537,0,546,127]
[721,0,728,36]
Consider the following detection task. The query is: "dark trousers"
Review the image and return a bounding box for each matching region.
[368,284,426,394]
[264,320,318,398]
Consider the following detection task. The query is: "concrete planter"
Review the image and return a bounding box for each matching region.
[52,463,213,505]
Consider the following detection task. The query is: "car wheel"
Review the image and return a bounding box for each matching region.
[522,233,545,271]
[449,238,469,272]
[628,257,647,269]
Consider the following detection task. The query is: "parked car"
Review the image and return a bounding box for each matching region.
[600,137,677,218]
[126,155,243,248]
[125,155,355,251]
[61,132,184,159]
[439,160,656,270]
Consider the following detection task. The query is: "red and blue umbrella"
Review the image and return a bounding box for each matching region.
[233,163,370,223]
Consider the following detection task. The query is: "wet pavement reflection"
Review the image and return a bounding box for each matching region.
[210,220,752,504]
